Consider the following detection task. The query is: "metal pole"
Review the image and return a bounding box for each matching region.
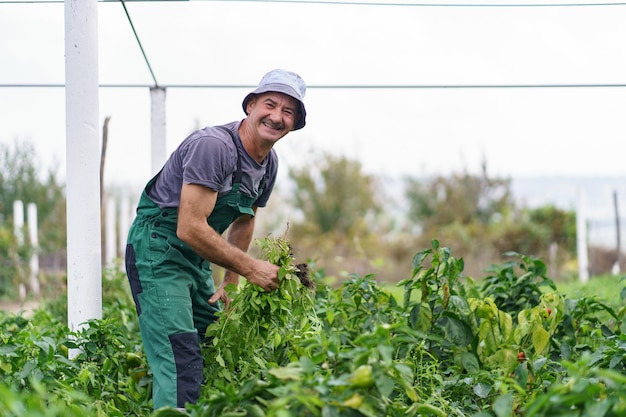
[65,0,102,336]
[13,200,24,245]
[27,203,41,296]
[150,86,167,175]
[119,195,132,258]
[13,200,26,300]
[576,187,589,283]
[106,196,117,265]
[613,190,621,274]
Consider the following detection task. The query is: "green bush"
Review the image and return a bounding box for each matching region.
[1,238,625,417]
[0,225,30,299]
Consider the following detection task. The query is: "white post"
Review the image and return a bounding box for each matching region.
[13,200,26,300]
[27,203,40,296]
[13,200,24,245]
[576,187,589,283]
[612,190,621,275]
[150,86,167,175]
[65,0,102,337]
[106,196,117,266]
[119,195,131,258]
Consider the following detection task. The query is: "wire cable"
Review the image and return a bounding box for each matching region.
[3,83,626,89]
[191,0,626,6]
[2,0,625,88]
[119,0,159,87]
[3,0,626,6]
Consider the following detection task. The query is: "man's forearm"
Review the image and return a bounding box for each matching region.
[178,221,257,278]
[222,215,256,284]
[227,215,256,254]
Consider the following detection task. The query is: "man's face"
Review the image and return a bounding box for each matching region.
[246,92,300,141]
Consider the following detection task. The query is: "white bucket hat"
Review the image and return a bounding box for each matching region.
[242,69,307,130]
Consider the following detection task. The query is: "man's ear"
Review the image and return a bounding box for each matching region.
[246,96,257,115]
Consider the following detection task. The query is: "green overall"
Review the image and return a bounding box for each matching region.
[125,130,264,410]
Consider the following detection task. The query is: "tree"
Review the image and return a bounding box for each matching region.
[288,152,382,236]
[286,152,385,278]
[403,162,577,278]
[405,161,514,229]
[526,205,576,254]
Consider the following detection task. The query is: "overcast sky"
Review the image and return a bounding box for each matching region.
[1,0,626,193]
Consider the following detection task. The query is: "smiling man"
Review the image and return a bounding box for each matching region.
[124,69,307,411]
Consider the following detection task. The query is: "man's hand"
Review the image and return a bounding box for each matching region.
[208,260,279,309]
[208,282,232,309]
[247,260,280,291]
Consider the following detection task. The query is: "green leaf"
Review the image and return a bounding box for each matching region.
[497,310,514,342]
[493,393,513,417]
[252,355,267,368]
[272,331,282,348]
[461,352,480,374]
[243,404,267,417]
[412,249,431,270]
[326,309,335,325]
[448,295,471,316]
[378,344,393,365]
[409,303,432,331]
[440,315,474,347]
[413,403,446,417]
[485,348,518,372]
[374,373,395,398]
[215,353,225,367]
[531,327,550,356]
[268,365,302,381]
[473,381,492,398]
[152,407,191,416]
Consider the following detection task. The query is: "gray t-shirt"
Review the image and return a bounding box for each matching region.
[148,120,277,209]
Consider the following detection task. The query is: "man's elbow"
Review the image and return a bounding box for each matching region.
[233,213,255,225]
[176,223,196,245]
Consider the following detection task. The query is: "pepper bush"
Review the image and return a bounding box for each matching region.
[1,238,625,417]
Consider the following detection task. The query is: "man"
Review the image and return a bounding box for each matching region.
[124,69,307,410]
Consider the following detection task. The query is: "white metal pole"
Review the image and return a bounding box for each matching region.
[13,200,24,245]
[119,195,131,258]
[65,0,102,335]
[612,190,621,275]
[150,86,167,175]
[576,187,589,283]
[106,196,117,266]
[27,203,41,296]
[13,200,26,300]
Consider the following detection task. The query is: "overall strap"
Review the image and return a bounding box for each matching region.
[215,126,243,184]
[215,126,268,191]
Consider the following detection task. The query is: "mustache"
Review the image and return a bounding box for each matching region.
[261,118,284,130]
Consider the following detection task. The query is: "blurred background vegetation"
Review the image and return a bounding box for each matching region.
[0,140,622,301]
[267,151,582,285]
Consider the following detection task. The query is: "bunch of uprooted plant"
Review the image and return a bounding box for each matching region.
[202,235,320,387]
